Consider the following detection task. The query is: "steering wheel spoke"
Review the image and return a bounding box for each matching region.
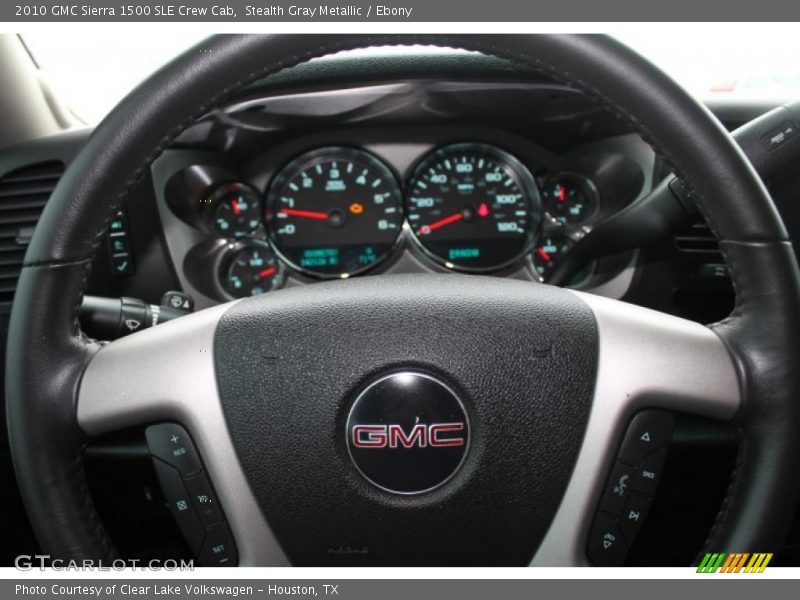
[77,302,289,566]
[532,292,741,566]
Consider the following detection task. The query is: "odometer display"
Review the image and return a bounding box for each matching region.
[406,144,541,270]
[265,148,403,277]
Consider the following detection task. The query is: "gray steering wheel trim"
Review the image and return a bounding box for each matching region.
[77,287,740,566]
[7,34,800,563]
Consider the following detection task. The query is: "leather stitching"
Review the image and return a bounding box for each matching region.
[21,258,91,268]
[80,455,115,560]
[72,259,95,338]
[74,446,117,560]
[698,428,745,557]
[702,243,748,554]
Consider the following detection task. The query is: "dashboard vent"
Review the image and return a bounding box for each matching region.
[0,161,65,304]
[674,219,721,254]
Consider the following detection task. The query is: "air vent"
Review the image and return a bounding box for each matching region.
[0,161,65,304]
[674,219,721,254]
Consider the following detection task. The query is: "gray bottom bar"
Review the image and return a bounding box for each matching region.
[5,579,797,600]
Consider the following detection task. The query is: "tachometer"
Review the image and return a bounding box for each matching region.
[406,143,541,270]
[265,147,403,277]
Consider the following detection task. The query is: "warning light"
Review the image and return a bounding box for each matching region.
[477,203,490,218]
[349,203,364,215]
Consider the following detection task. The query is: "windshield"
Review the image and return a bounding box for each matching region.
[21,31,800,125]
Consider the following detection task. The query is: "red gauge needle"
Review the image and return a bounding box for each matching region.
[279,208,329,220]
[258,267,277,279]
[232,198,242,215]
[419,212,463,235]
[536,247,552,262]
[557,185,567,202]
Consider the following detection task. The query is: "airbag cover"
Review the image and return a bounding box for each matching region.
[215,274,597,565]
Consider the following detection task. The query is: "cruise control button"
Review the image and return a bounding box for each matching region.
[199,522,238,566]
[620,493,652,545]
[599,461,636,516]
[618,410,674,466]
[109,211,128,232]
[185,472,223,526]
[588,514,627,567]
[632,447,668,495]
[146,423,203,476]
[151,459,205,552]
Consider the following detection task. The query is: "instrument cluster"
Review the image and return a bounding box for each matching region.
[164,142,605,300]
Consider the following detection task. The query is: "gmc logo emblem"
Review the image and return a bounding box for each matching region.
[352,423,466,449]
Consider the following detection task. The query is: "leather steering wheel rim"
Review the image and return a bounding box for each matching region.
[7,34,800,563]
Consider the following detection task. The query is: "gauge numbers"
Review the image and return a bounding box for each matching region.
[266,148,403,278]
[406,144,541,271]
[541,174,599,225]
[211,183,262,238]
[222,241,283,298]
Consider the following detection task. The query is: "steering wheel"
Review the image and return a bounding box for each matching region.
[7,35,800,566]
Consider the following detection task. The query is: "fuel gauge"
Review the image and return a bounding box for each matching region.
[221,240,283,298]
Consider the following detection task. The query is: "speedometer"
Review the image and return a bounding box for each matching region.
[265,147,403,278]
[406,143,541,271]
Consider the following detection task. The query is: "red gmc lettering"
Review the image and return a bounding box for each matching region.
[429,423,466,447]
[352,423,465,448]
[351,425,386,447]
[389,423,426,448]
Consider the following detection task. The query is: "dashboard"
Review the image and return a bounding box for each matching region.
[149,78,653,309]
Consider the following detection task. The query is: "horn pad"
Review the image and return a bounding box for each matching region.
[215,274,597,565]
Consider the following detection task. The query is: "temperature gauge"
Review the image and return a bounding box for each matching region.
[541,174,598,225]
[211,183,262,238]
[221,240,283,298]
[532,232,593,285]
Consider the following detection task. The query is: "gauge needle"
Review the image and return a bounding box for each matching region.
[419,212,463,235]
[558,186,567,202]
[258,267,277,279]
[536,247,552,262]
[279,208,329,220]
[232,198,242,215]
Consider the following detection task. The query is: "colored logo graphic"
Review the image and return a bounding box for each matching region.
[697,553,773,573]
[346,371,470,494]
